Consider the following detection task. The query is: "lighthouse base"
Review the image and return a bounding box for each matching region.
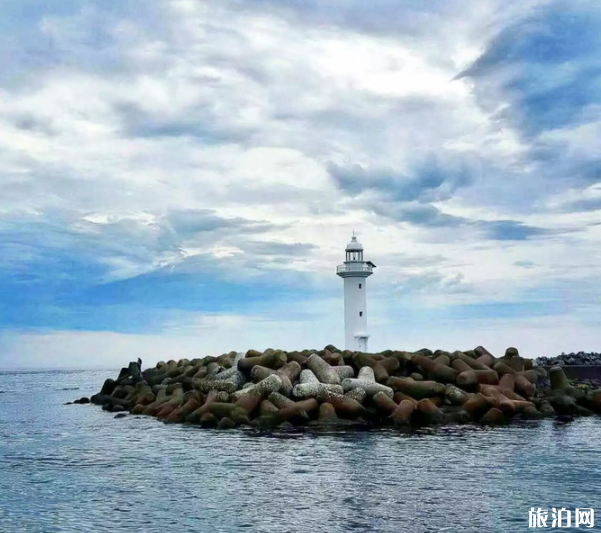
[355,335,369,352]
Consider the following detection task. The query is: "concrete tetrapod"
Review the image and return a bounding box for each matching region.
[445,385,470,406]
[200,413,218,428]
[341,378,394,399]
[307,353,341,385]
[373,357,401,383]
[344,388,367,404]
[433,354,451,367]
[387,377,445,399]
[390,400,415,426]
[231,374,283,401]
[415,398,444,425]
[456,371,479,391]
[238,352,287,374]
[514,374,535,399]
[276,398,319,423]
[292,383,344,400]
[185,390,220,423]
[372,391,398,416]
[451,352,490,371]
[164,395,201,423]
[412,354,457,384]
[259,400,279,418]
[217,417,236,430]
[317,402,340,424]
[549,366,571,391]
[451,358,474,374]
[474,346,496,367]
[323,393,368,420]
[480,407,506,425]
[472,369,500,385]
[300,369,319,384]
[498,374,515,391]
[357,366,375,381]
[463,393,495,420]
[333,366,356,380]
[583,390,601,414]
[198,371,246,394]
[268,391,310,422]
[480,387,519,417]
[251,366,293,397]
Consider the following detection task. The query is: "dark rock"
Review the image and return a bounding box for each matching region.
[100,379,116,396]
[536,351,601,367]
[200,413,219,428]
[415,398,443,425]
[217,417,236,429]
[480,407,506,425]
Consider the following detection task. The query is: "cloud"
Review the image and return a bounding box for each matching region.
[562,198,601,213]
[1,0,601,366]
[166,209,278,239]
[362,201,556,242]
[0,207,321,333]
[370,203,464,228]
[460,1,601,136]
[239,241,318,256]
[329,157,473,203]
[478,220,550,241]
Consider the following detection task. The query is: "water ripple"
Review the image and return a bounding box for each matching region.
[1,370,600,533]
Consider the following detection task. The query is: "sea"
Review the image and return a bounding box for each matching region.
[0,369,600,533]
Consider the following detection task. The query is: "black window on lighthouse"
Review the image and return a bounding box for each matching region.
[359,283,362,289]
[359,311,363,317]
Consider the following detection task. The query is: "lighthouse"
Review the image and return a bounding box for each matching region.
[336,233,376,352]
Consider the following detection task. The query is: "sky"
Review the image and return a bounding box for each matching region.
[1,0,601,369]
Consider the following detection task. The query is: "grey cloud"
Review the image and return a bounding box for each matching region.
[478,220,550,241]
[239,241,318,256]
[382,252,451,269]
[6,112,56,135]
[216,183,327,208]
[559,197,601,213]
[366,200,557,242]
[0,208,288,287]
[515,260,536,268]
[451,0,601,218]
[0,1,158,89]
[329,158,473,204]
[166,209,277,238]
[389,271,470,296]
[234,0,475,42]
[376,203,465,228]
[459,1,601,135]
[113,101,253,144]
[0,210,180,274]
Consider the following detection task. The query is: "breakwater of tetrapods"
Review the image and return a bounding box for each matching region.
[73,346,601,428]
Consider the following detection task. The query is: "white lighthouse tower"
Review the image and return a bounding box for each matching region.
[336,233,376,352]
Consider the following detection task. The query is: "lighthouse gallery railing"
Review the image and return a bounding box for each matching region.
[336,264,373,274]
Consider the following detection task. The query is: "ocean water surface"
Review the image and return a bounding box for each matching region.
[0,369,600,533]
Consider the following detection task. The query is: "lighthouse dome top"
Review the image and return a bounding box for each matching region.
[345,234,363,251]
